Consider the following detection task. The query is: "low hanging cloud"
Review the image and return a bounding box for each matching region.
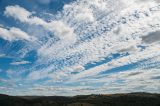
[0,27,36,41]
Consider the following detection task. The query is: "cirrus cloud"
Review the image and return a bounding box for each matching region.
[10,61,31,65]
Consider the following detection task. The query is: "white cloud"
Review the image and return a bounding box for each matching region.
[66,68,160,94]
[70,44,160,80]
[15,68,160,96]
[4,5,76,42]
[10,61,31,65]
[0,27,36,41]
[24,0,160,83]
[74,7,95,22]
[4,5,31,23]
[4,5,45,25]
[27,71,42,80]
[47,21,76,41]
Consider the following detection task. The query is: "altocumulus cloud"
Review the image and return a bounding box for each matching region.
[0,0,160,96]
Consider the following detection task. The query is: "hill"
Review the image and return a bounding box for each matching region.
[0,93,160,106]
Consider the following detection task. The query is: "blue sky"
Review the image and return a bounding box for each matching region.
[0,0,160,96]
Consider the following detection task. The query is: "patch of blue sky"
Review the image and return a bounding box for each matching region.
[78,62,138,82]
[0,40,27,62]
[100,58,160,77]
[0,71,8,79]
[46,0,76,13]
[0,56,12,70]
[99,63,138,76]
[84,53,128,70]
[23,50,38,63]
[0,38,8,53]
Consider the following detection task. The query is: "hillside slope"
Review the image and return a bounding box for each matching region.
[0,93,160,106]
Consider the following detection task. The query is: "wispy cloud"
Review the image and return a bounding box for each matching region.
[10,61,31,65]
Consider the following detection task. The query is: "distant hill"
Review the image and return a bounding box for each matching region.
[0,93,160,106]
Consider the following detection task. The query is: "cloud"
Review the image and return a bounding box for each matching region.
[27,71,42,80]
[127,72,143,76]
[6,69,23,81]
[22,0,160,83]
[4,5,45,25]
[0,27,36,41]
[141,31,160,44]
[70,44,160,80]
[10,61,31,65]
[4,5,32,23]
[47,21,76,41]
[151,76,160,79]
[119,46,140,54]
[74,7,95,22]
[68,69,160,94]
[4,5,76,42]
[139,0,160,3]
[16,68,160,96]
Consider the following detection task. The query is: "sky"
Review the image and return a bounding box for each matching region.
[0,0,160,96]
